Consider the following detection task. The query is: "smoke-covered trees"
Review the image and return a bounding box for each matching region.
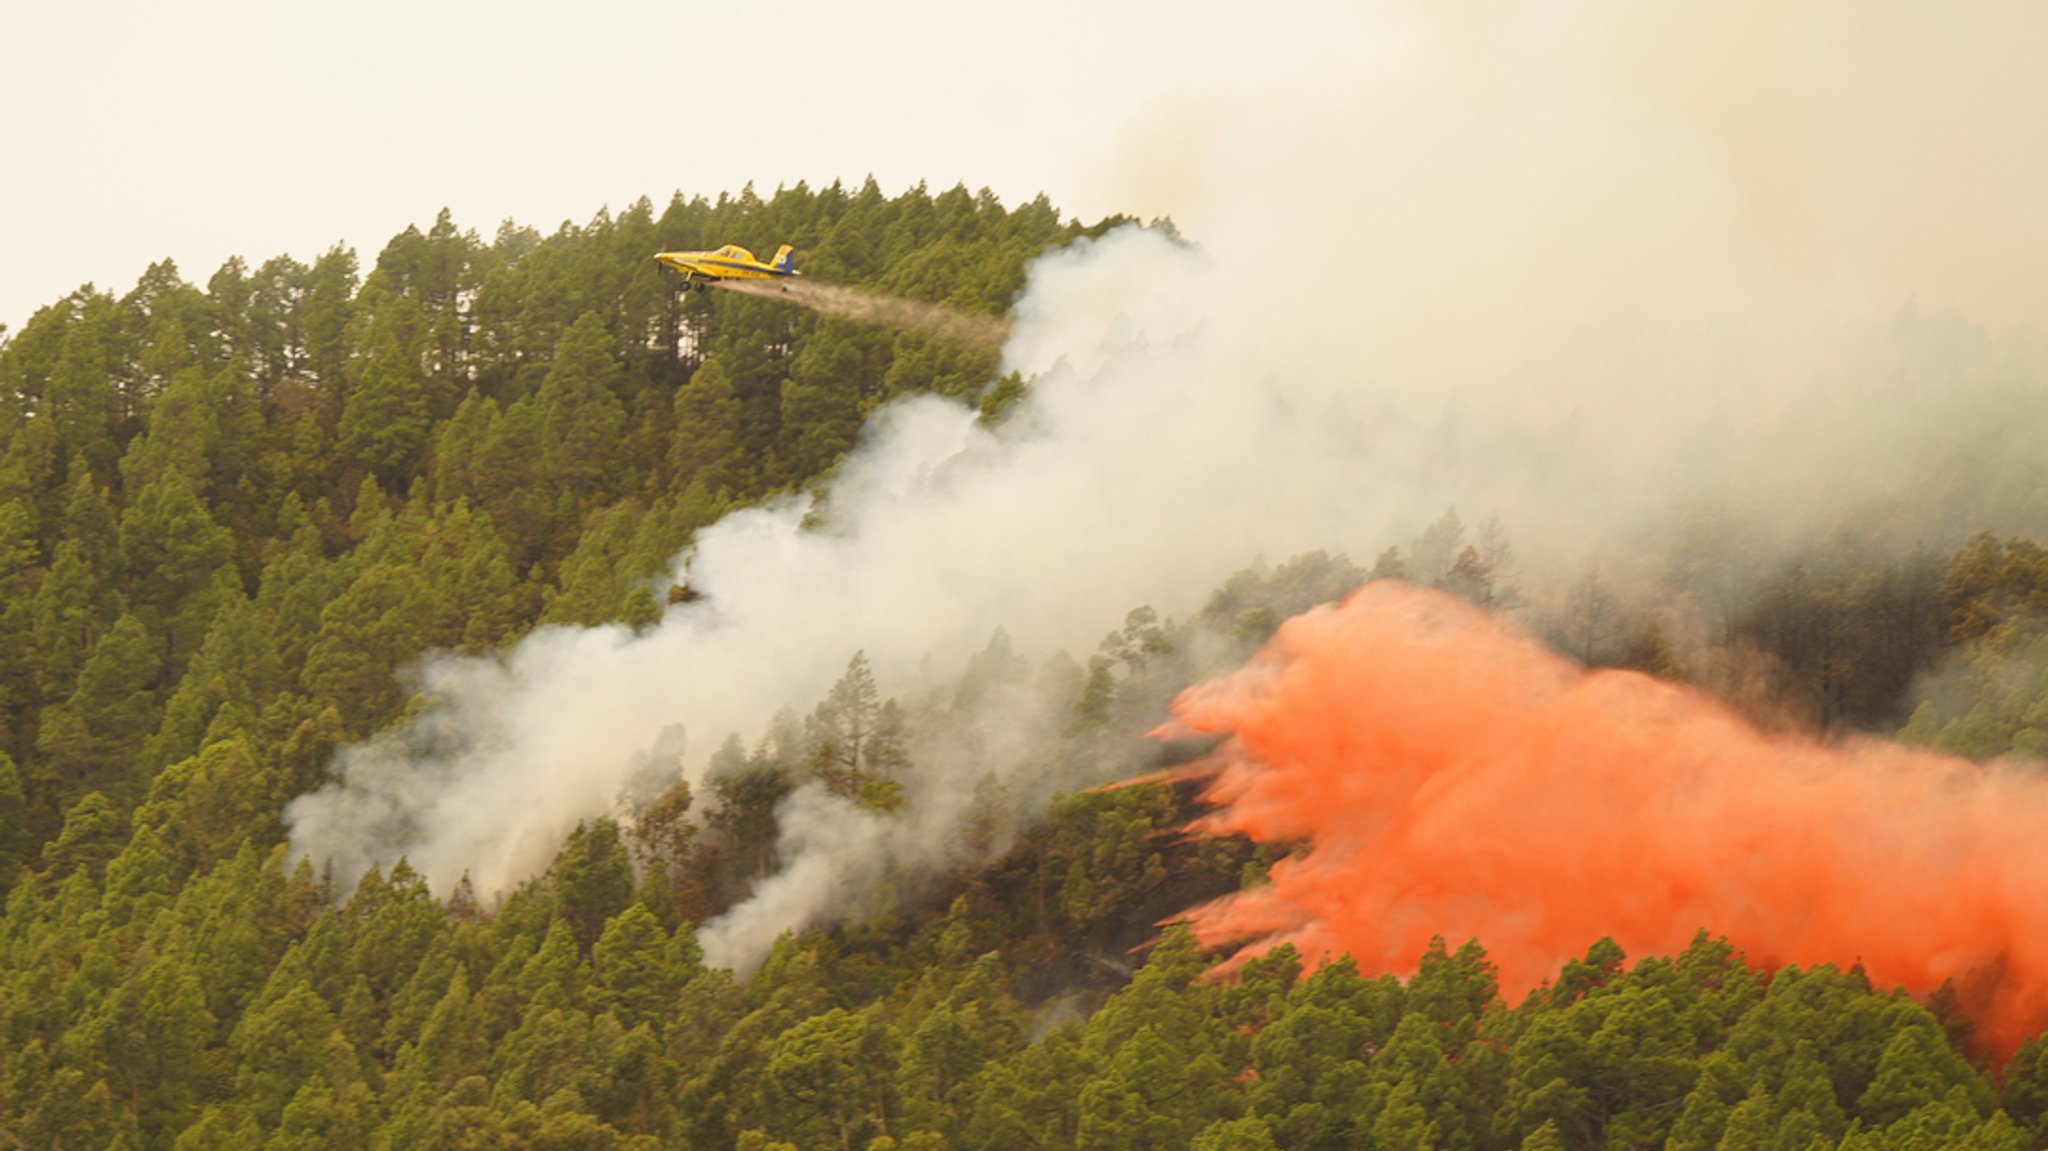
[1899,534,2048,758]
[806,652,909,809]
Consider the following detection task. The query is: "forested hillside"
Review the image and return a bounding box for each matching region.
[0,179,1104,849]
[4,181,2048,1151]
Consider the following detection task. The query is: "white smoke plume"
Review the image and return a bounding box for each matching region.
[288,2,2048,969]
[695,786,892,967]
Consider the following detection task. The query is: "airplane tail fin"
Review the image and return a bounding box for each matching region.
[770,244,797,273]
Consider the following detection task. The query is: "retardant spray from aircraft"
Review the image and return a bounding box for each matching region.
[1166,580,2048,1060]
[717,278,1010,351]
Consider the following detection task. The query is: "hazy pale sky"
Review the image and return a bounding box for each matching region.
[1,0,1391,330]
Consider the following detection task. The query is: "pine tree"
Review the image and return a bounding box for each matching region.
[302,245,359,389]
[591,903,677,1030]
[0,499,40,752]
[40,789,127,880]
[554,819,638,954]
[337,291,432,487]
[0,751,30,895]
[670,355,750,494]
[299,562,436,737]
[537,312,627,498]
[117,467,234,661]
[36,612,161,804]
[806,652,909,802]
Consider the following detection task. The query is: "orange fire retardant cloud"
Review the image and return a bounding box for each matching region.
[1170,581,2048,1058]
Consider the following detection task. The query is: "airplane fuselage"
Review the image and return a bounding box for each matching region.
[654,244,798,288]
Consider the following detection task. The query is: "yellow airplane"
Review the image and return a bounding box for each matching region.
[654,243,799,290]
